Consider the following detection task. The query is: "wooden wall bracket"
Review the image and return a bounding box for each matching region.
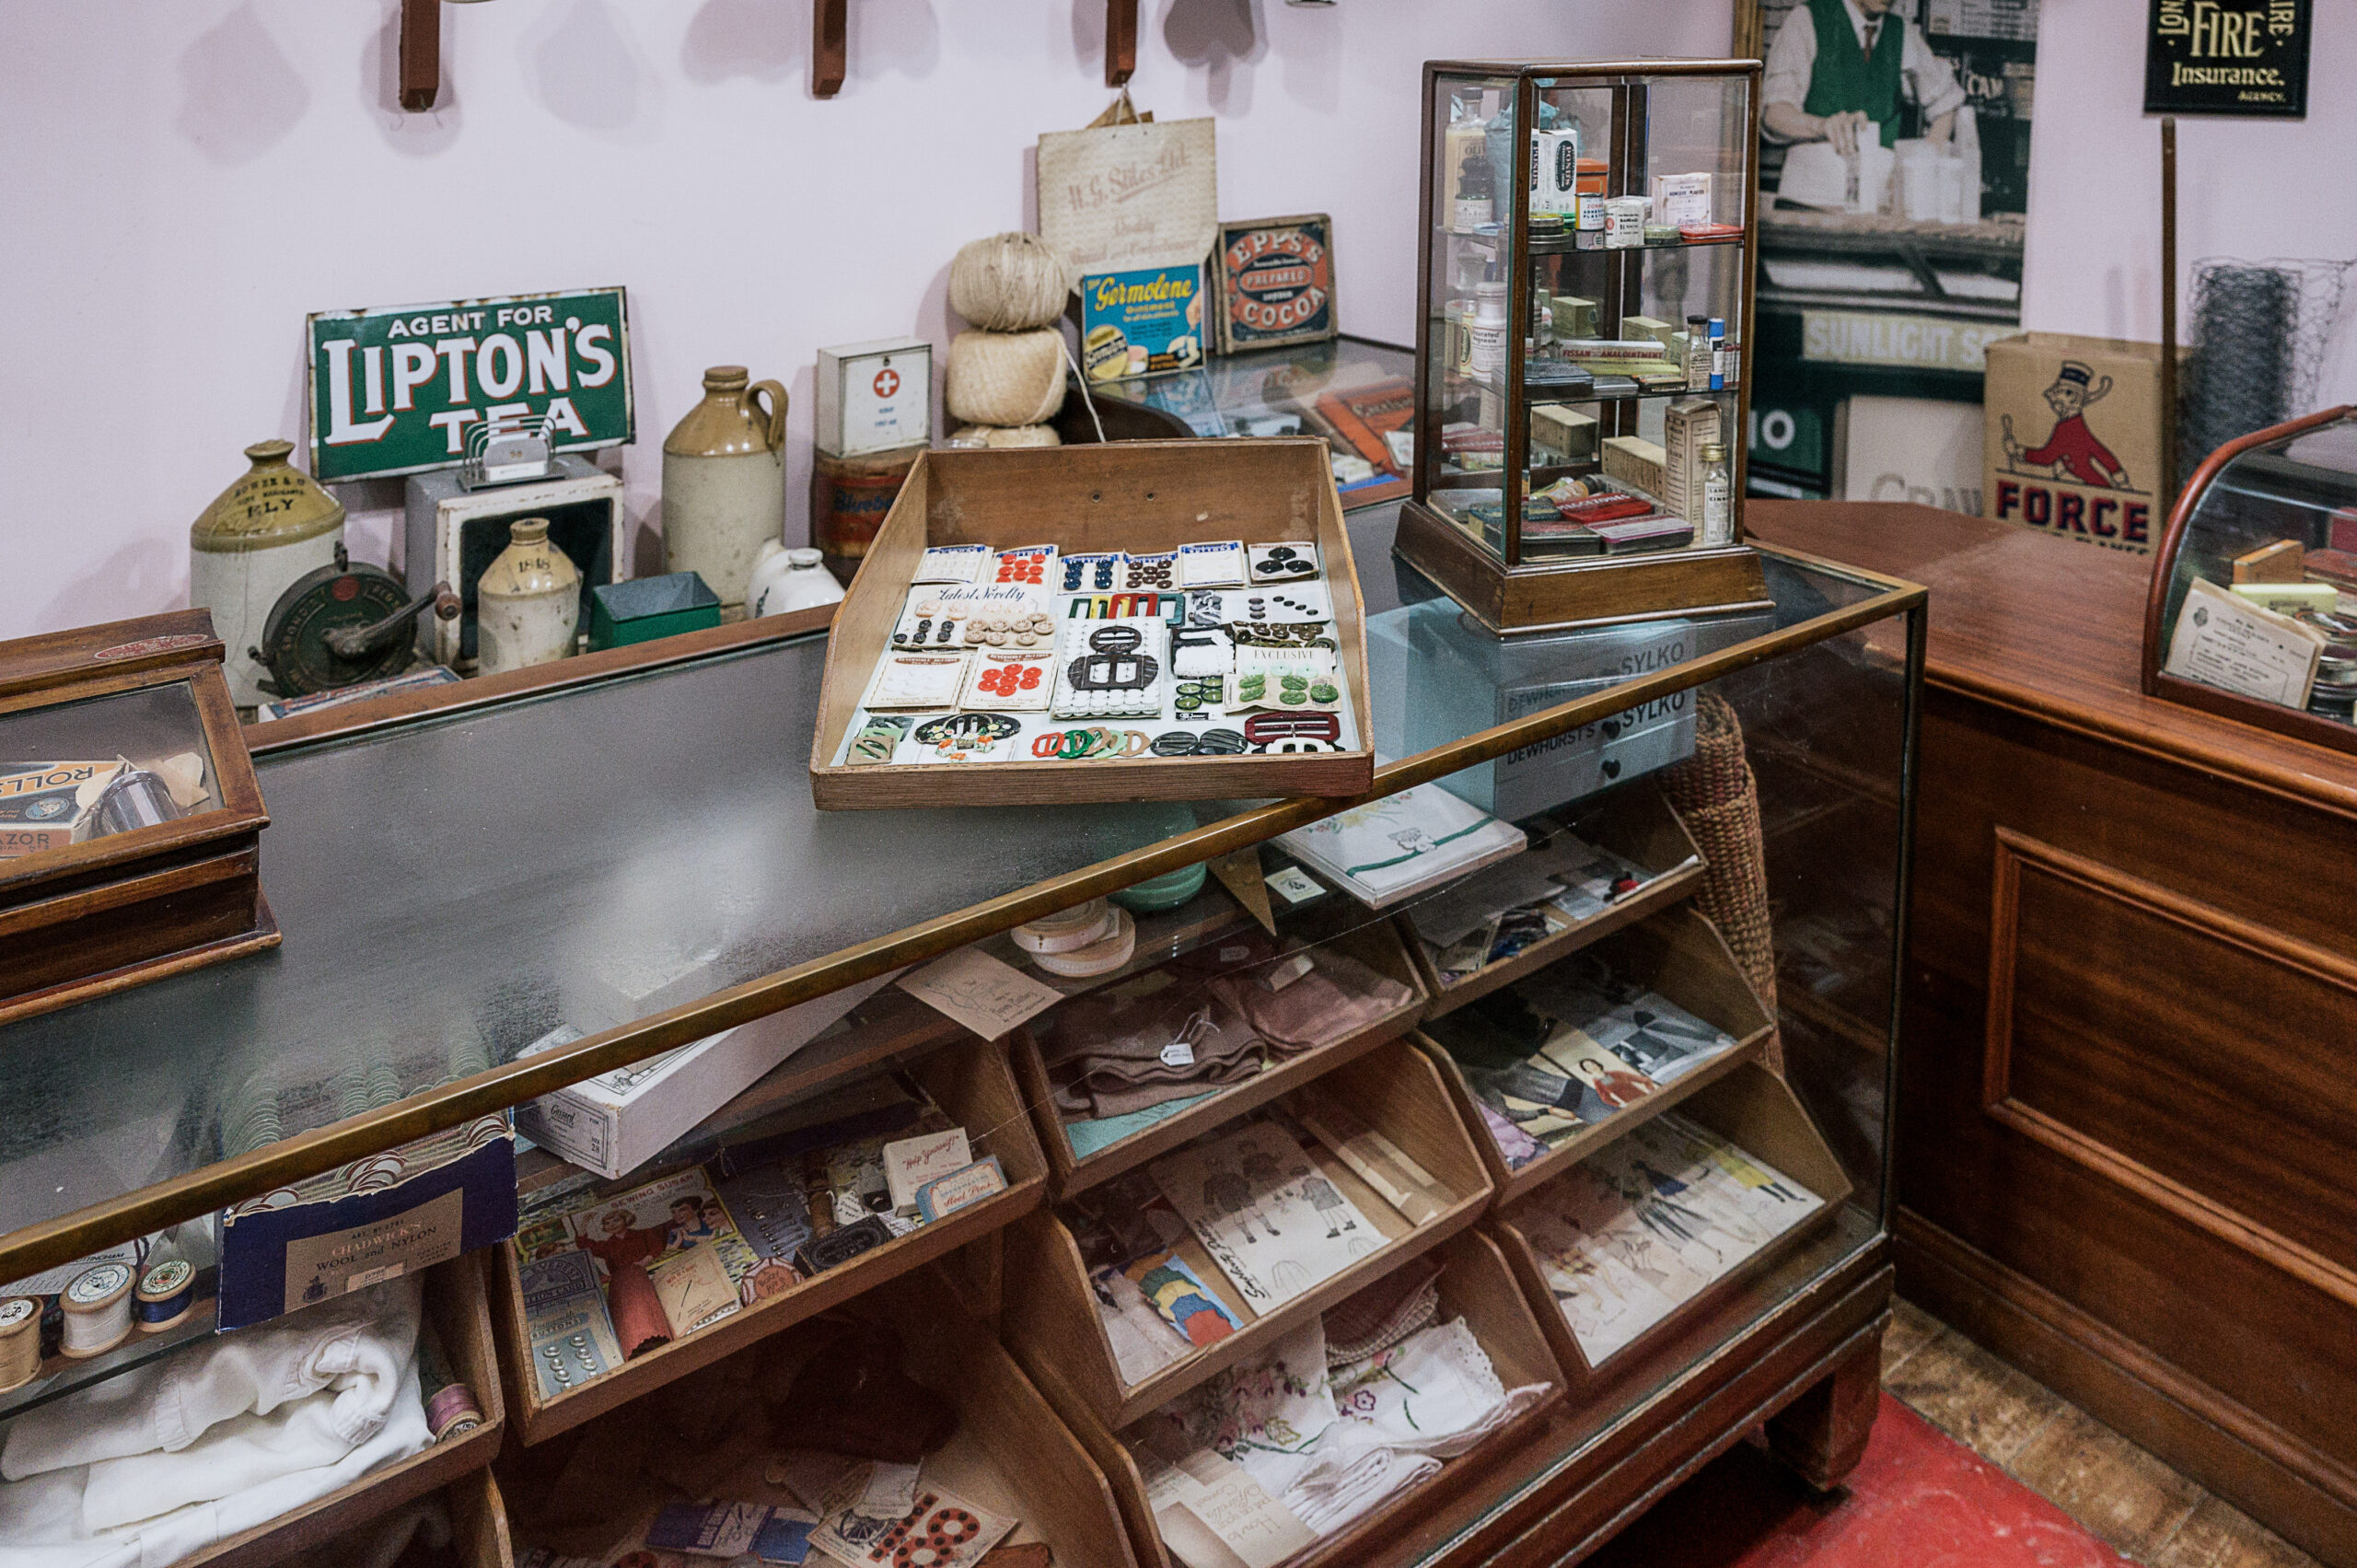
[813,0,847,98]
[399,0,440,113]
[1106,0,1137,87]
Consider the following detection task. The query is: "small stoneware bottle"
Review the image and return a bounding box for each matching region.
[663,365,787,614]
[746,541,845,619]
[475,517,579,675]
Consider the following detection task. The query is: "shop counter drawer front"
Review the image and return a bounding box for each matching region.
[1489,1061,1853,1386]
[1072,1228,1565,1568]
[1000,1035,1495,1431]
[1416,903,1777,1208]
[490,1032,1048,1446]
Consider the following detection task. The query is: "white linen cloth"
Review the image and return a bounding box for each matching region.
[0,1279,428,1568]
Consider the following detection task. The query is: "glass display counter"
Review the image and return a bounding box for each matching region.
[2144,405,2357,752]
[0,515,1922,1567]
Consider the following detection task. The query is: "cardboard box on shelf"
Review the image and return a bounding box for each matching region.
[1984,332,2183,554]
[1663,400,1724,522]
[1602,436,1666,499]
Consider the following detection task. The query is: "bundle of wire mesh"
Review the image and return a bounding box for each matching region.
[2182,257,2354,466]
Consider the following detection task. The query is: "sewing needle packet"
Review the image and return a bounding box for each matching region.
[897,947,1065,1040]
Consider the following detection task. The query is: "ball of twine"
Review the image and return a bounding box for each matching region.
[946,329,1066,427]
[948,233,1074,331]
[981,424,1062,448]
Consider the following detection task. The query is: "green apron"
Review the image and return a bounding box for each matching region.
[1801,0,1906,148]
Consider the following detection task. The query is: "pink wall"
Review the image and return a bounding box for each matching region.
[0,1,1730,641]
[2020,0,2357,408]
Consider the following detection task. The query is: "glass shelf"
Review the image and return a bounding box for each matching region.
[1441,226,1747,257]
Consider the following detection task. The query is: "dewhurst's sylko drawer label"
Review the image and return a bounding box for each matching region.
[306,287,634,482]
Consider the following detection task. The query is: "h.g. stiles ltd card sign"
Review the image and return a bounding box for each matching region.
[306,286,634,482]
[2144,0,2310,116]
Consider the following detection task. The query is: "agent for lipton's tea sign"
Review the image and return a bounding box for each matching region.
[1760,0,1968,157]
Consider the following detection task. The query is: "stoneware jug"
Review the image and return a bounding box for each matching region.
[746,542,845,620]
[476,517,580,675]
[189,439,345,708]
[663,365,786,613]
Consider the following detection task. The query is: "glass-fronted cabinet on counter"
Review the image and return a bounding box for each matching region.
[1397,58,1770,633]
[2143,406,2357,751]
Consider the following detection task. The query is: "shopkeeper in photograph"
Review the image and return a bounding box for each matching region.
[1760,0,1968,155]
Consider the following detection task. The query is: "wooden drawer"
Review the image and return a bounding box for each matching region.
[182,1251,506,1568]
[1062,1229,1564,1568]
[491,1034,1048,1445]
[1399,785,1704,1019]
[1491,1061,1852,1385]
[1008,917,1430,1198]
[1417,905,1774,1207]
[1002,1036,1494,1430]
[498,1269,1139,1568]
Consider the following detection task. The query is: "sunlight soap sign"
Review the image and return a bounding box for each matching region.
[305,286,634,482]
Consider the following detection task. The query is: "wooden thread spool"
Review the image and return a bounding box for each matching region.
[0,1297,40,1392]
[135,1259,197,1333]
[60,1262,134,1358]
[945,330,1066,427]
[948,233,1073,332]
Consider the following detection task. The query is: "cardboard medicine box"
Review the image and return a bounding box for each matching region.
[1078,264,1208,382]
[1984,331,2182,554]
[516,974,893,1179]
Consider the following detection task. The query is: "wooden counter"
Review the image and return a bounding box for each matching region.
[1749,502,2357,1568]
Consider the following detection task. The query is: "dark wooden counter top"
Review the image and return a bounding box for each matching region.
[1747,500,2357,821]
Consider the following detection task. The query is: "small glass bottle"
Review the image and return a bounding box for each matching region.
[1686,314,1712,390]
[1699,442,1734,547]
[1469,281,1510,379]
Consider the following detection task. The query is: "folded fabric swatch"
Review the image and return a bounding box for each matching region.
[1043,993,1280,1120]
[0,1280,429,1568]
[1217,948,1415,1051]
[1063,1090,1217,1159]
[1321,1255,1442,1365]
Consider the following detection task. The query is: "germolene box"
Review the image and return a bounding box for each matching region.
[1078,264,1208,383]
[1984,331,2183,555]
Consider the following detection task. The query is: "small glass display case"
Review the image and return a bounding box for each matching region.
[2142,406,2357,751]
[1396,58,1771,633]
[0,610,275,1023]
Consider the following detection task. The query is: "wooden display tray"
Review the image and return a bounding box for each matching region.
[499,1267,1143,1568]
[1062,1229,1565,1568]
[181,1252,505,1568]
[1009,918,1431,1198]
[491,1035,1048,1446]
[1490,1060,1854,1384]
[807,439,1376,807]
[1001,1036,1494,1430]
[0,610,279,1026]
[1415,905,1778,1206]
[1399,786,1706,1019]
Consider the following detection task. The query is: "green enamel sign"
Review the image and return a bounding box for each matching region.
[305,287,634,483]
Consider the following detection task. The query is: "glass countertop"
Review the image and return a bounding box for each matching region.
[0,502,1921,1275]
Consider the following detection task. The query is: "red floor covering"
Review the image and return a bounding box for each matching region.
[1580,1394,2129,1568]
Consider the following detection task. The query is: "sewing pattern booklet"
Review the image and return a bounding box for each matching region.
[1514,1114,1823,1365]
[1149,1121,1382,1310]
[1273,783,1527,909]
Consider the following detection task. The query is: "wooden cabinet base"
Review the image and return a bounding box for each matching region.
[1394,500,1773,633]
[1764,1324,1884,1492]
